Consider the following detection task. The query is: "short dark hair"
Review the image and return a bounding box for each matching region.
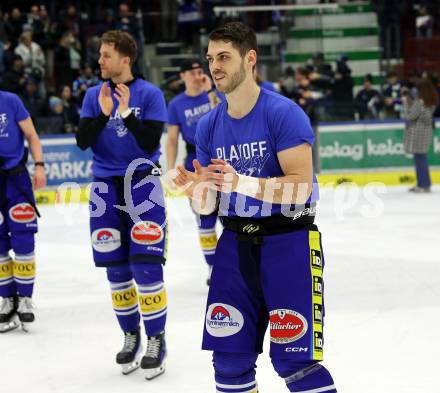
[101,30,137,65]
[208,22,258,58]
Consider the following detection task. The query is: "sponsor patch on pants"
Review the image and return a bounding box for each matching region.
[206,303,244,337]
[269,309,308,344]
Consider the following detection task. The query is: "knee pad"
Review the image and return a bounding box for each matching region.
[10,231,35,255]
[131,262,163,286]
[272,359,336,392]
[213,351,258,380]
[106,264,132,283]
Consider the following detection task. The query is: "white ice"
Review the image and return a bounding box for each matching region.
[1,185,439,393]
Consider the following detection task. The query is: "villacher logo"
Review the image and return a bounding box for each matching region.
[270,309,308,344]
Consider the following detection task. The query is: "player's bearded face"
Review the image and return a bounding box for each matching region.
[221,58,246,94]
[99,44,124,80]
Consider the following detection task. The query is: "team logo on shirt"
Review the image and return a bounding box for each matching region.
[216,141,270,176]
[91,228,121,253]
[205,303,244,337]
[9,204,36,223]
[131,221,164,245]
[108,118,128,137]
[0,113,9,137]
[269,309,308,344]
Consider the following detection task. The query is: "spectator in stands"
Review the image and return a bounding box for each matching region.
[4,8,25,47]
[294,66,321,171]
[331,55,354,120]
[14,31,45,82]
[116,3,140,41]
[416,5,434,38]
[177,0,202,48]
[311,52,333,78]
[0,55,26,94]
[383,71,403,118]
[279,66,296,99]
[72,64,99,104]
[26,5,45,47]
[20,76,46,122]
[54,30,82,90]
[402,78,438,193]
[294,67,321,122]
[56,4,82,40]
[48,86,78,134]
[355,74,382,120]
[85,35,101,73]
[59,85,79,132]
[96,9,117,37]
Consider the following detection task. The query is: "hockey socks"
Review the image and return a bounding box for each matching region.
[13,253,36,297]
[0,254,14,296]
[109,279,140,332]
[213,352,259,393]
[272,359,337,393]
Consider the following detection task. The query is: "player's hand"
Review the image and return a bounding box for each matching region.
[207,158,238,193]
[174,159,209,198]
[162,167,180,192]
[98,82,114,116]
[33,165,47,190]
[201,74,213,92]
[115,83,130,114]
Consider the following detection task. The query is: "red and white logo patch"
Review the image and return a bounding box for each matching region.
[131,221,164,245]
[9,204,36,224]
[91,228,121,253]
[269,309,308,344]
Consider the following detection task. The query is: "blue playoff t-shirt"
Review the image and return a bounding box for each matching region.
[0,91,30,170]
[196,88,318,218]
[80,79,168,177]
[167,91,213,146]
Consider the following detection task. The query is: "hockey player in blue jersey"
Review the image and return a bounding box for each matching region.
[174,22,337,393]
[166,59,222,285]
[0,90,46,333]
[76,31,168,379]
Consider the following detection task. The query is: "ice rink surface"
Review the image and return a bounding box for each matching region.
[1,185,439,393]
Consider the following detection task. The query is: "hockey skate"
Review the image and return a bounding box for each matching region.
[0,296,19,333]
[17,297,35,332]
[141,331,167,380]
[116,328,142,375]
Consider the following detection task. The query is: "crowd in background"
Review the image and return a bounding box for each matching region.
[1,1,440,134]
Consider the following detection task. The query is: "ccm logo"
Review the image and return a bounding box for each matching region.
[285,347,309,353]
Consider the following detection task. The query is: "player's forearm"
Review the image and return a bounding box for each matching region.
[27,133,44,163]
[123,114,164,153]
[76,112,109,150]
[166,139,178,170]
[236,174,313,205]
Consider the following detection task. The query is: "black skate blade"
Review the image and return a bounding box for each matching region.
[0,320,19,333]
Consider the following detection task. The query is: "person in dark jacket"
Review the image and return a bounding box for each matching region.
[402,78,439,192]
